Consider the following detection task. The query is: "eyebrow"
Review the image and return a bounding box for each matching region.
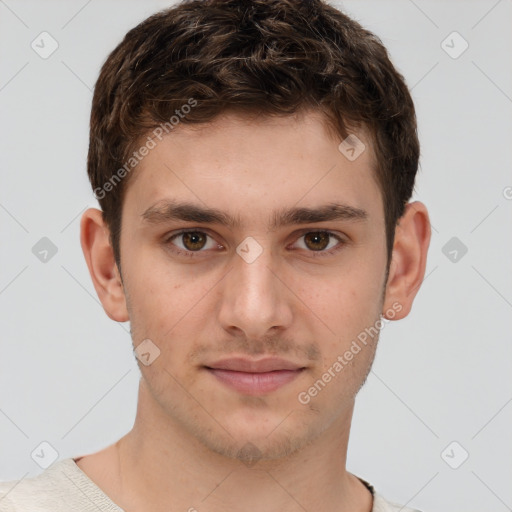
[141,200,368,231]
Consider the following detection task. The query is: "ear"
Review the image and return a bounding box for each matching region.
[80,208,129,322]
[382,201,431,320]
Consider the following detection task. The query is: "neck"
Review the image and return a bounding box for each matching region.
[83,379,372,512]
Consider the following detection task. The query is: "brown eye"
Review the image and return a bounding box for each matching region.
[181,232,207,251]
[293,230,346,257]
[166,230,219,255]
[303,231,331,251]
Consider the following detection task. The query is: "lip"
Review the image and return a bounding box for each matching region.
[206,357,304,373]
[204,357,306,395]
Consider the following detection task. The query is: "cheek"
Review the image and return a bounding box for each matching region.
[122,259,173,343]
[297,261,383,329]
[294,263,385,381]
[124,259,215,354]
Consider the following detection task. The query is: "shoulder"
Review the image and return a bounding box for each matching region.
[0,458,123,512]
[355,475,424,512]
[372,490,424,512]
[0,458,74,511]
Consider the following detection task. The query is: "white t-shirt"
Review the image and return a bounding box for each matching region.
[0,458,423,512]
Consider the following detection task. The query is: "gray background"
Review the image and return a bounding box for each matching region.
[1,1,511,511]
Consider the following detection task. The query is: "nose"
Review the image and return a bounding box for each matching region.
[217,242,293,341]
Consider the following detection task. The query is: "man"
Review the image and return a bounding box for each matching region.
[0,0,431,510]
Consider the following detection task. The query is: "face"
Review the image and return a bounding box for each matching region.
[117,110,391,461]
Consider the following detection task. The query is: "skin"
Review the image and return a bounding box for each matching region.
[79,109,431,512]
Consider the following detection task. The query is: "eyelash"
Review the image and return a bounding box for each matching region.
[163,229,347,259]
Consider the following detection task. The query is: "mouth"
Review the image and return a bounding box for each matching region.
[204,357,307,395]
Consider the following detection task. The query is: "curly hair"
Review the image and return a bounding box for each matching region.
[87,0,420,274]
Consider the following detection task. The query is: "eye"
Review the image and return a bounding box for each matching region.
[163,229,346,258]
[292,230,346,257]
[164,229,221,256]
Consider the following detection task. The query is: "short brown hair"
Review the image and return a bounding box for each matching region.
[87,0,420,275]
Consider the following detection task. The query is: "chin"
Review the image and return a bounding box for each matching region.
[186,408,324,465]
[200,429,310,464]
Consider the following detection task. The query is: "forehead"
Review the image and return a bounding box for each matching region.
[123,110,382,226]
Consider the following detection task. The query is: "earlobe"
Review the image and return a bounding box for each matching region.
[80,208,129,322]
[382,201,431,320]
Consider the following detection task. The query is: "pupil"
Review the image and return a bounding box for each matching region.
[306,232,329,251]
[184,232,205,250]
